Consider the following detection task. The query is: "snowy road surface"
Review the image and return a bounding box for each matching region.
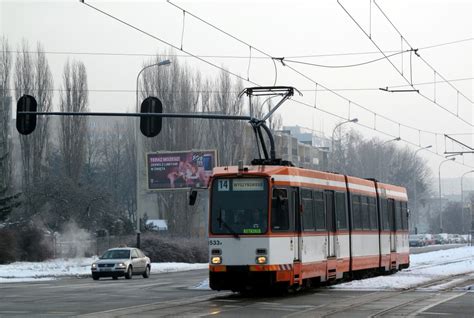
[0,246,473,317]
[0,258,207,283]
[1,246,473,291]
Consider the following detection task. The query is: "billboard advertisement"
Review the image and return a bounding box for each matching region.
[147,150,217,190]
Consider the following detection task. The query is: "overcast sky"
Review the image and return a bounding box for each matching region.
[1,0,473,184]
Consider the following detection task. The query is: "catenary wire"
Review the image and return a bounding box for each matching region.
[369,0,473,105]
[79,1,259,87]
[292,98,474,169]
[5,76,473,93]
[165,0,474,136]
[6,76,473,94]
[78,1,473,166]
[337,0,474,128]
[283,50,412,68]
[6,37,472,60]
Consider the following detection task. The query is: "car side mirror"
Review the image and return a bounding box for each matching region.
[189,190,198,206]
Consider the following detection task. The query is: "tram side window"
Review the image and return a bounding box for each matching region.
[271,189,290,231]
[352,195,362,230]
[368,197,378,230]
[395,201,402,230]
[335,192,348,230]
[302,189,315,231]
[314,191,326,230]
[381,199,390,230]
[361,196,370,230]
[401,201,408,230]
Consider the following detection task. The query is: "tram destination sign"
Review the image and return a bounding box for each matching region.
[147,150,217,190]
[232,179,265,191]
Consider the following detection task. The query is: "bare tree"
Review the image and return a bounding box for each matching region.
[59,59,89,180]
[14,40,34,193]
[0,36,20,221]
[0,36,12,193]
[334,129,432,231]
[13,40,53,214]
[32,43,53,182]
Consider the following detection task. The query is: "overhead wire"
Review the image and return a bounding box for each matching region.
[283,49,412,68]
[166,0,279,85]
[79,0,259,87]
[164,0,474,165]
[163,1,448,139]
[5,77,473,94]
[78,1,472,168]
[371,0,474,104]
[292,98,474,169]
[6,37,472,60]
[337,0,474,128]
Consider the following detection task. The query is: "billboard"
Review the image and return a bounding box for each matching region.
[147,150,217,190]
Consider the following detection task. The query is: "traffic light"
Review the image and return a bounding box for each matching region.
[16,95,37,135]
[140,96,163,137]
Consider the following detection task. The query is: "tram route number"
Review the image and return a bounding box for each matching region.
[209,240,222,246]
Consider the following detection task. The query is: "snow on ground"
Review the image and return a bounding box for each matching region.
[0,257,207,283]
[333,246,474,291]
[1,246,473,291]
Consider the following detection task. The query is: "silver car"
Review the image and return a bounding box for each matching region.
[91,247,151,280]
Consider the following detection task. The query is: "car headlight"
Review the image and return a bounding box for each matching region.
[91,263,97,269]
[256,256,267,264]
[116,262,126,268]
[211,256,222,264]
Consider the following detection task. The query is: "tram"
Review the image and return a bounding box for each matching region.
[207,163,409,292]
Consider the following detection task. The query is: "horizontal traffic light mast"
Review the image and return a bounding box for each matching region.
[16,86,298,164]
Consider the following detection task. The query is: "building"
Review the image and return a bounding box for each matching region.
[274,125,331,170]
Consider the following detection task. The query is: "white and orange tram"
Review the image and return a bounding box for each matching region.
[207,164,409,292]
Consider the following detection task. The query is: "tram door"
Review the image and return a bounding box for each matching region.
[388,199,397,252]
[325,191,336,257]
[290,188,301,261]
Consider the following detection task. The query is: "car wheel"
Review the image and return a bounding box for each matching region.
[92,274,100,281]
[125,266,133,279]
[143,266,150,278]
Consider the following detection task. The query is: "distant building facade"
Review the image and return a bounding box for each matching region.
[274,125,330,170]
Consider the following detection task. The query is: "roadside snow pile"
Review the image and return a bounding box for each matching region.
[0,257,208,283]
[334,246,474,290]
[0,258,94,281]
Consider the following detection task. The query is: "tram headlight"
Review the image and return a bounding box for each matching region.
[211,256,222,264]
[256,256,267,264]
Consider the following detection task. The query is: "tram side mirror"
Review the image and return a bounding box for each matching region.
[189,190,198,206]
[16,95,38,135]
[140,96,163,137]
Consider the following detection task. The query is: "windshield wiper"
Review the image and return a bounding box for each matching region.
[217,216,240,240]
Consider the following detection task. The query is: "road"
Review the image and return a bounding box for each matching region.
[1,266,473,317]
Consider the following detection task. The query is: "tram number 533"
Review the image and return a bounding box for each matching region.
[209,240,222,246]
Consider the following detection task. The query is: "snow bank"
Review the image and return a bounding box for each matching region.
[333,246,474,290]
[0,257,207,283]
[2,246,472,291]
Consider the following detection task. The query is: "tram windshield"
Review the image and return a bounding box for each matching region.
[210,178,268,235]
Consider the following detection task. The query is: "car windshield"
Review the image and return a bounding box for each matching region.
[210,178,268,235]
[101,249,130,259]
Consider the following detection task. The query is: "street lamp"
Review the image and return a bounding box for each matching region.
[380,137,401,181]
[461,170,474,234]
[330,118,358,171]
[135,59,171,248]
[412,145,432,234]
[438,157,455,234]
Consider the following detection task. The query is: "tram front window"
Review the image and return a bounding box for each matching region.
[211,178,268,235]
